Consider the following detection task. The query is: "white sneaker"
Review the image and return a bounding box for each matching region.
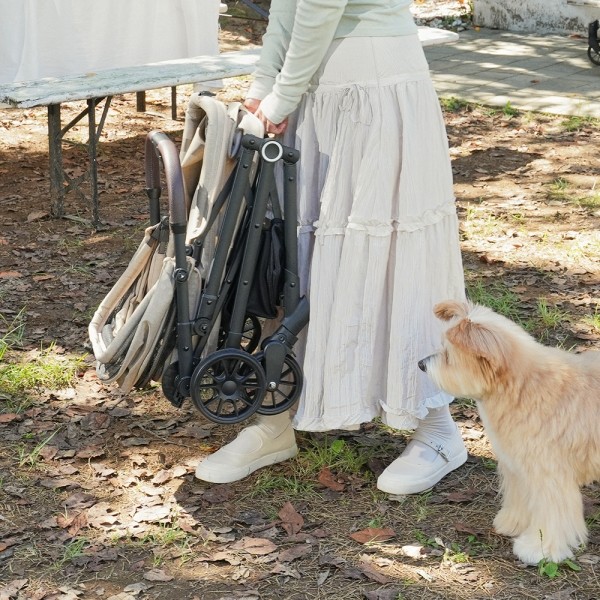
[195,414,298,483]
[377,424,467,495]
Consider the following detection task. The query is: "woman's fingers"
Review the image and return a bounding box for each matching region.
[255,108,288,135]
[243,98,261,113]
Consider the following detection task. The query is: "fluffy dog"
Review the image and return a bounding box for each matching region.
[418,299,600,565]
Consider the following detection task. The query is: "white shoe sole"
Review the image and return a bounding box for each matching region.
[376,447,468,495]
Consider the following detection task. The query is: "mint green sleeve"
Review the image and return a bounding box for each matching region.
[246,0,297,101]
[259,0,347,124]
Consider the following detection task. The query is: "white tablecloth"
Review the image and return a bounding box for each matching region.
[0,0,220,84]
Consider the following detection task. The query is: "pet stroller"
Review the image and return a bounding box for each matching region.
[588,20,600,65]
[89,95,309,424]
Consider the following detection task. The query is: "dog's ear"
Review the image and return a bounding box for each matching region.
[434,300,469,322]
[446,318,509,370]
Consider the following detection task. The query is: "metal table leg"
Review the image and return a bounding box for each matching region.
[45,97,112,227]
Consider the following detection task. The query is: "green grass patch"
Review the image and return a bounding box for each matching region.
[536,299,569,329]
[296,437,376,477]
[0,343,85,399]
[248,473,317,498]
[466,279,523,322]
[502,101,519,118]
[583,306,600,333]
[560,115,597,132]
[440,96,470,112]
[0,308,26,361]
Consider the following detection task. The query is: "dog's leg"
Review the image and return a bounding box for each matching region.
[493,463,530,537]
[512,475,587,565]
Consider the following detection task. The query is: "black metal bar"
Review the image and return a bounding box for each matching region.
[226,140,281,348]
[282,154,300,315]
[192,145,256,346]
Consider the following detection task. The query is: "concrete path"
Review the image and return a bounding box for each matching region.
[424,27,600,117]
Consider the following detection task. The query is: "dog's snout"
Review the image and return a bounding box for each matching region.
[418,359,427,372]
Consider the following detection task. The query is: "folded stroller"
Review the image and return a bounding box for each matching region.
[89,95,309,424]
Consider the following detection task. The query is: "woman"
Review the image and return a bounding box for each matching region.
[196,0,467,495]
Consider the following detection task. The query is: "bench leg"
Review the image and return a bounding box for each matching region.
[48,104,66,218]
[171,86,177,120]
[46,98,111,226]
[88,98,100,228]
[136,91,146,112]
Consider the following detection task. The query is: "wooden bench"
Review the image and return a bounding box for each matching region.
[0,49,261,226]
[0,27,457,227]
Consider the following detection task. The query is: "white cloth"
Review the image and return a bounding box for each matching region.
[0,0,220,84]
[288,35,466,432]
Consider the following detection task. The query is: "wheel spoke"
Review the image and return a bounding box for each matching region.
[239,394,256,407]
[198,381,219,391]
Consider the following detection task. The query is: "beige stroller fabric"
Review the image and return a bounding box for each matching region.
[180,96,263,277]
[88,95,263,393]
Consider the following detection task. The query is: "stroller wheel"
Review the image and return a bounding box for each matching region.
[162,361,188,408]
[190,348,266,424]
[255,352,303,415]
[588,46,600,65]
[219,314,262,353]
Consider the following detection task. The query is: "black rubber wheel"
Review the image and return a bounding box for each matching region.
[255,352,303,415]
[588,46,600,66]
[219,314,262,354]
[162,361,187,408]
[190,348,266,424]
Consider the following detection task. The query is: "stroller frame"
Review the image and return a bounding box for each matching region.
[145,130,309,424]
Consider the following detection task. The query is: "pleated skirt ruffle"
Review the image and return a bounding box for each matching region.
[285,35,465,431]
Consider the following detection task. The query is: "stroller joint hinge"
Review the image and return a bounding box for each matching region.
[194,318,212,336]
[174,268,189,282]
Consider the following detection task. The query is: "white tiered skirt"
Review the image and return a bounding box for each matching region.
[285,34,465,432]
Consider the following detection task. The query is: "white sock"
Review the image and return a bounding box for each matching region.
[402,406,456,462]
[255,410,292,437]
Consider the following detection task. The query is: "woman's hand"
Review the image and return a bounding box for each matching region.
[244,97,288,135]
[243,98,261,114]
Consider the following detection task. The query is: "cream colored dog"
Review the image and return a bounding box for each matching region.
[418,299,600,565]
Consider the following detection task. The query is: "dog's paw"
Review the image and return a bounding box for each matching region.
[494,509,526,537]
[513,533,574,566]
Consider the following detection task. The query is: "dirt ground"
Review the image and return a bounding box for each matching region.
[1,2,600,599]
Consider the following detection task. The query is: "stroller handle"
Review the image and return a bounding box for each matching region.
[144,130,187,229]
[241,134,301,165]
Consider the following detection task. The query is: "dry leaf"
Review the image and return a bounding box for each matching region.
[230,536,278,555]
[39,478,79,489]
[278,544,313,562]
[133,505,170,523]
[75,445,105,459]
[317,467,345,492]
[278,501,304,536]
[349,527,395,544]
[0,579,28,599]
[270,562,301,578]
[143,568,173,582]
[27,210,49,222]
[0,413,21,424]
[445,490,476,503]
